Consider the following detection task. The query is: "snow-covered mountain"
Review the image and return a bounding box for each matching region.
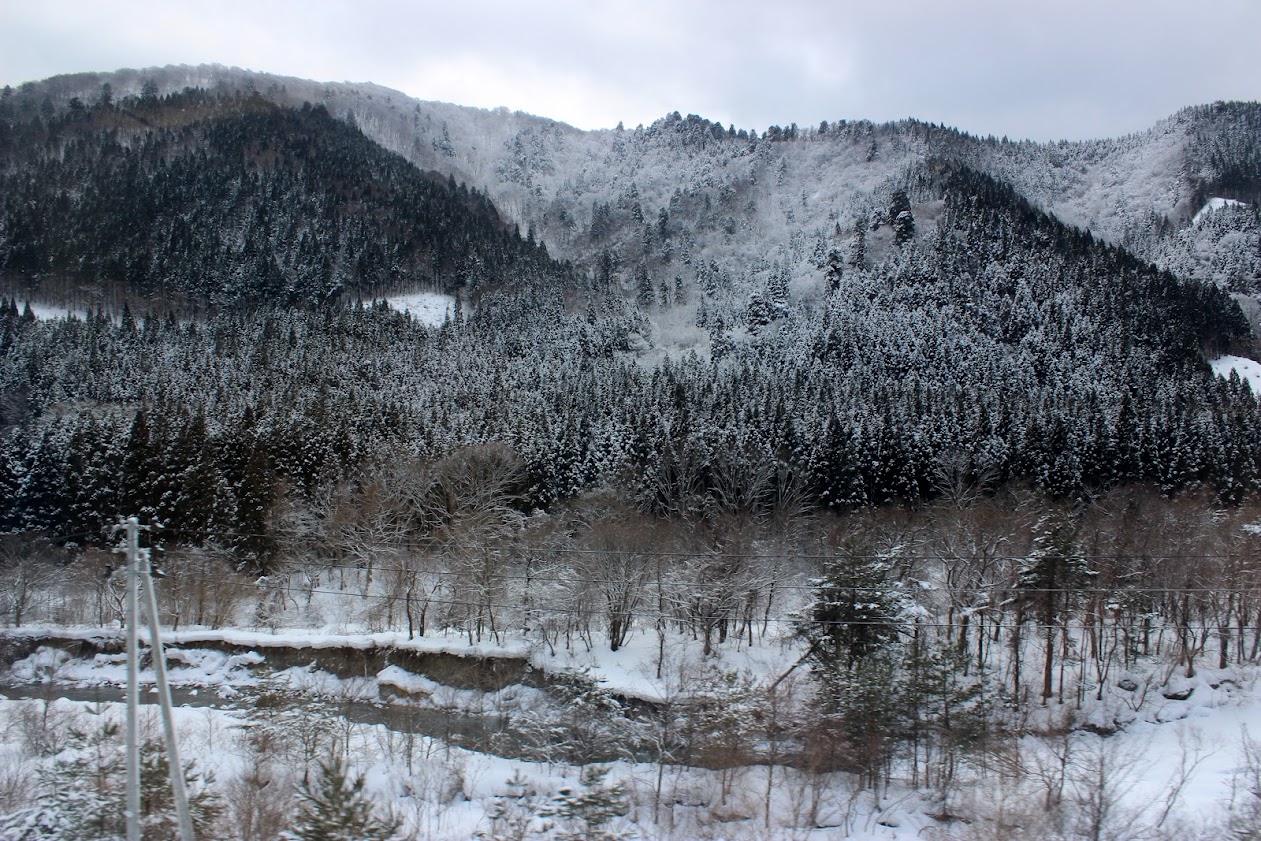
[10,65,1258,305]
[2,63,1260,518]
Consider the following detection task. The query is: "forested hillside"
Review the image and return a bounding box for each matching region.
[1,156,1256,550]
[11,68,1261,307]
[0,68,1257,551]
[0,85,560,304]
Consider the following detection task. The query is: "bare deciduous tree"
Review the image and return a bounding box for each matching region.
[0,534,62,626]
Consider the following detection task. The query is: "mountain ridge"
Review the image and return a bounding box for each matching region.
[7,65,1258,297]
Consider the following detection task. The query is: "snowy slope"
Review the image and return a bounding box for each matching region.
[6,627,1261,840]
[383,291,456,326]
[1211,354,1261,394]
[1194,197,1248,225]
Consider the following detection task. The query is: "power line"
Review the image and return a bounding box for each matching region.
[177,529,1261,592]
[134,547,1261,597]
[272,564,1261,597]
[230,579,1261,632]
[212,527,1261,565]
[198,555,1261,597]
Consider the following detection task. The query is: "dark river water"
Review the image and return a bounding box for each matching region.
[0,680,524,757]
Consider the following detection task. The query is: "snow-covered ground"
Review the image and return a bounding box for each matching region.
[18,291,454,328]
[14,301,84,321]
[4,626,1261,839]
[1211,354,1261,395]
[1193,197,1248,226]
[382,291,456,326]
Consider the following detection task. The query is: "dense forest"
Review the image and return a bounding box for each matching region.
[0,85,560,304]
[0,86,1257,552]
[1,161,1257,550]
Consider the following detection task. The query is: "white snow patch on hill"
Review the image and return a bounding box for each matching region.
[1194,197,1248,225]
[19,301,82,321]
[1211,355,1261,394]
[383,291,455,326]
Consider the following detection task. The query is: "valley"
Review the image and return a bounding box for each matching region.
[1,67,1261,839]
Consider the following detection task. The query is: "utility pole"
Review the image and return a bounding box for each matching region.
[116,517,142,841]
[116,517,196,841]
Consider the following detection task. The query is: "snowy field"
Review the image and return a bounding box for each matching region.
[1192,197,1248,226]
[11,295,462,327]
[382,291,457,326]
[13,301,84,321]
[1211,354,1261,395]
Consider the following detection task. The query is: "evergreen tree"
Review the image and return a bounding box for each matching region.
[63,417,117,541]
[890,190,915,244]
[681,665,764,770]
[120,408,160,520]
[746,292,772,331]
[164,411,226,545]
[30,709,125,841]
[896,631,994,788]
[16,428,69,531]
[281,756,399,841]
[138,740,223,841]
[1017,508,1091,701]
[825,246,844,292]
[849,221,867,268]
[798,547,909,678]
[233,440,278,569]
[767,267,789,315]
[634,263,654,307]
[0,711,221,841]
[474,771,550,841]
[542,765,634,841]
[0,430,28,532]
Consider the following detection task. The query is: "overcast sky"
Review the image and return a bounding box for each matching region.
[2,0,1259,141]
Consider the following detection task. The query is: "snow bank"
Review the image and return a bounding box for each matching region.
[2,626,529,660]
[8,644,266,689]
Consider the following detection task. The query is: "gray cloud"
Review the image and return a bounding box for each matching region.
[2,0,1258,140]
